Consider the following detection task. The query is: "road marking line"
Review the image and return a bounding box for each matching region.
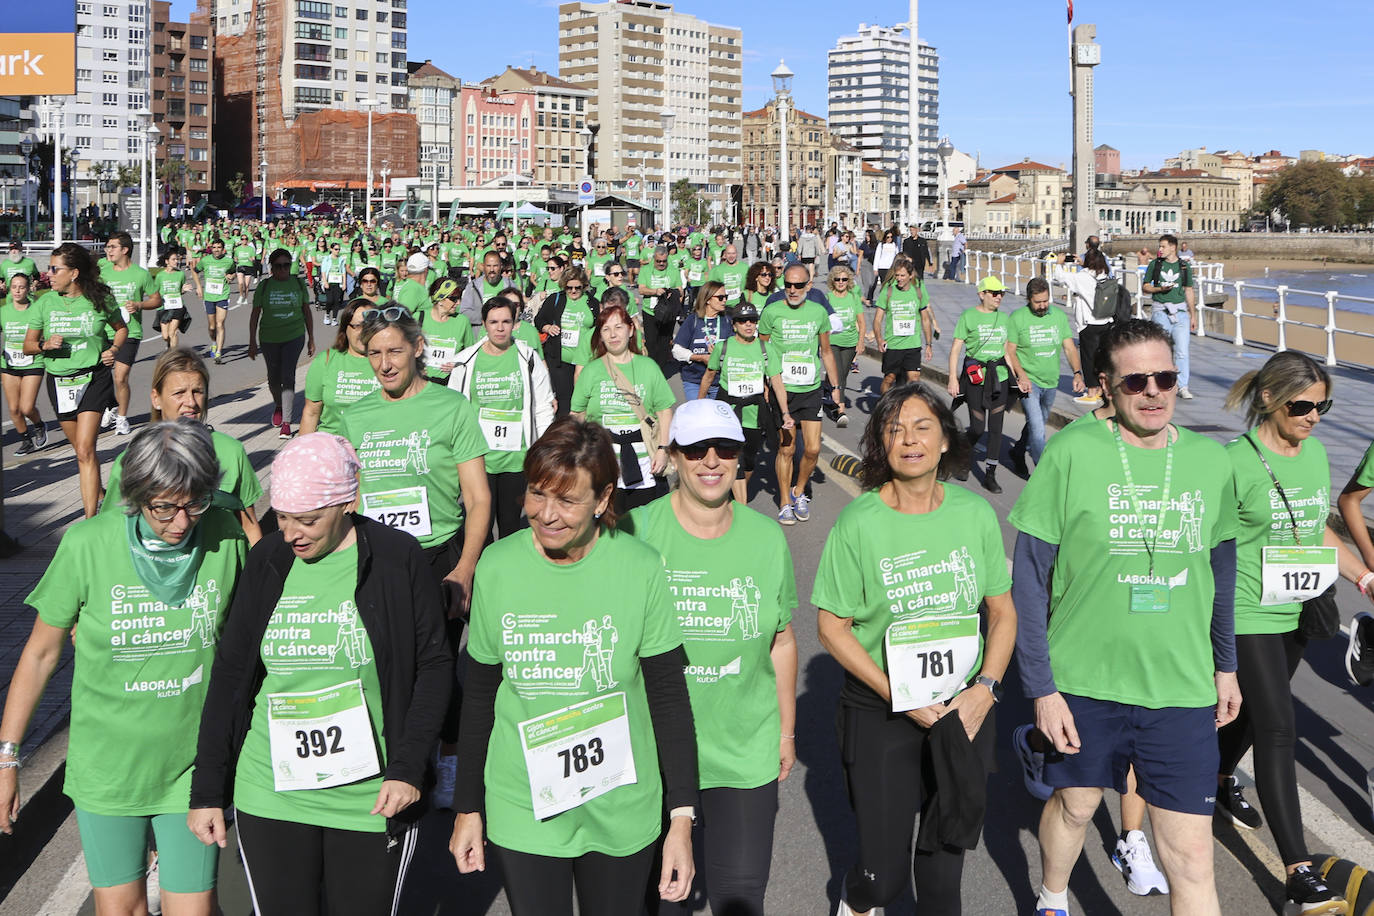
[34,852,89,916]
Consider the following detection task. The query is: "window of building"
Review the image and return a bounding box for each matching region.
[102,48,118,61]
[297,42,331,61]
[190,34,207,49]
[294,86,331,105]
[190,80,207,94]
[101,92,118,106]
[335,26,347,38]
[375,51,387,63]
[101,3,116,15]
[335,91,345,101]
[391,71,406,86]
[75,113,92,126]
[127,5,144,22]
[390,30,405,47]
[296,64,330,80]
[375,10,387,21]
[102,71,117,83]
[190,148,208,161]
[189,102,206,115]
[355,7,366,18]
[127,137,140,154]
[357,28,369,41]
[190,57,207,71]
[77,68,92,81]
[335,68,346,79]
[230,13,238,24]
[190,128,207,139]
[101,25,119,39]
[169,76,184,91]
[354,49,366,61]
[76,1,91,13]
[298,0,332,18]
[334,5,346,15]
[355,73,367,82]
[295,21,328,39]
[375,73,386,83]
[73,136,91,149]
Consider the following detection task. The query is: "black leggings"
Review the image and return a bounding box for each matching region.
[260,335,306,425]
[961,375,1011,466]
[1078,322,1109,389]
[657,782,778,916]
[423,531,466,744]
[838,702,993,914]
[548,361,575,417]
[487,470,528,541]
[492,841,656,916]
[324,283,345,317]
[236,811,417,916]
[1217,629,1308,865]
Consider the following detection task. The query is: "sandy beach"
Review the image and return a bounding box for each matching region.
[1219,258,1374,281]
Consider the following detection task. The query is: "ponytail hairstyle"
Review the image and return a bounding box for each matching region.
[1223,350,1330,429]
[51,242,116,315]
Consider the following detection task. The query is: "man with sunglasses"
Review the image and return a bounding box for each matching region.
[1010,318,1240,916]
[759,265,841,525]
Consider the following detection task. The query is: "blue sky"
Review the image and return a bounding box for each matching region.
[171,0,1373,169]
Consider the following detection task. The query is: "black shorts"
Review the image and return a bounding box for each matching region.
[626,258,641,269]
[881,347,923,376]
[2,366,44,378]
[114,337,139,367]
[739,425,763,473]
[235,264,257,277]
[205,299,229,315]
[47,364,115,421]
[785,386,823,423]
[158,308,191,331]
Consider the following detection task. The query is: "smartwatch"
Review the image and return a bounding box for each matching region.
[973,675,1003,702]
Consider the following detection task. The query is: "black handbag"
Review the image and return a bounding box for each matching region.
[1242,434,1340,640]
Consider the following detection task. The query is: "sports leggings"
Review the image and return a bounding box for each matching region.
[962,375,1010,466]
[486,470,528,541]
[656,781,779,916]
[838,702,993,914]
[260,335,305,425]
[492,841,656,916]
[1217,629,1308,865]
[236,811,417,916]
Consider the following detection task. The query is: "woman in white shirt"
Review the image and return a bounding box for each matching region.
[1051,248,1114,405]
[869,229,900,301]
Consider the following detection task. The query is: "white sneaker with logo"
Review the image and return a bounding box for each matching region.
[101,406,117,429]
[1112,829,1169,896]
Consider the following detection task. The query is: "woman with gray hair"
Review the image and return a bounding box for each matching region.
[0,419,247,915]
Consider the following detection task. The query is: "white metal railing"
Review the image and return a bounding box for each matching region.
[965,249,1373,369]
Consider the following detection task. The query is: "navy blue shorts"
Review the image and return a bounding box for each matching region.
[1042,693,1219,815]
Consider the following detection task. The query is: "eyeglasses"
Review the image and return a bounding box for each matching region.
[833,277,851,283]
[1286,398,1333,417]
[359,277,379,283]
[1116,370,1179,394]
[679,441,741,461]
[608,271,625,277]
[145,495,213,522]
[983,290,1005,297]
[734,317,758,324]
[565,284,585,292]
[784,281,808,290]
[361,306,407,323]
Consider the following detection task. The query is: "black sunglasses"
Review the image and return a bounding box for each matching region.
[679,441,741,461]
[270,261,291,268]
[1117,370,1178,394]
[784,281,808,290]
[565,284,585,292]
[1286,399,1332,417]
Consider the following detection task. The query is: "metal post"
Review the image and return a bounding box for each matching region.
[1232,280,1245,347]
[778,97,788,242]
[52,99,63,247]
[907,0,919,228]
[1324,291,1339,367]
[361,98,376,225]
[661,121,672,232]
[1275,285,1288,352]
[260,159,267,223]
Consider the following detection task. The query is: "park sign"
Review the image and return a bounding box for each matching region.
[0,6,76,95]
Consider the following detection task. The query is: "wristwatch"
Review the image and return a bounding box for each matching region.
[669,805,698,826]
[973,676,1003,702]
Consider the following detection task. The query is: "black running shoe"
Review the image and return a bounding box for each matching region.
[1216,775,1263,830]
[1347,612,1374,688]
[14,433,36,457]
[1283,863,1345,916]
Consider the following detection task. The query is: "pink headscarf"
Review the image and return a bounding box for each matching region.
[271,433,361,513]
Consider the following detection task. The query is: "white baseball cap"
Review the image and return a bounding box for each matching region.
[668,399,744,445]
[405,253,429,273]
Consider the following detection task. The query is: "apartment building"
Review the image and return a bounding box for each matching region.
[1136,168,1242,232]
[152,1,214,202]
[740,100,828,229]
[69,0,152,198]
[483,66,591,190]
[407,59,457,186]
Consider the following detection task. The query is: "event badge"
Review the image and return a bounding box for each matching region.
[267,680,381,792]
[560,326,580,349]
[885,614,980,711]
[519,692,636,820]
[727,372,764,398]
[54,372,93,414]
[1260,546,1339,605]
[360,486,432,538]
[1128,583,1171,614]
[205,280,225,297]
[780,356,816,387]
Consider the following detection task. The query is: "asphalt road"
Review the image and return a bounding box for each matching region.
[8,287,1374,916]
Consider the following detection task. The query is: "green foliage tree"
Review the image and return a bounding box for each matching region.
[1252,161,1361,228]
[226,172,247,207]
[669,178,709,228]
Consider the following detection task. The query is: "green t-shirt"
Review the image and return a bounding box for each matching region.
[559,297,596,367]
[197,255,235,302]
[342,381,488,549]
[1009,305,1074,389]
[27,291,109,375]
[586,251,614,284]
[394,277,429,320]
[252,276,308,344]
[234,543,388,832]
[1147,257,1192,306]
[680,256,707,286]
[100,262,158,341]
[570,355,674,490]
[1008,420,1238,708]
[467,529,682,856]
[877,282,930,351]
[624,497,796,789]
[420,313,475,380]
[758,299,829,393]
[304,349,381,436]
[233,243,258,267]
[812,487,1010,686]
[28,509,246,814]
[705,336,777,429]
[469,346,527,474]
[1227,432,1331,635]
[953,307,1012,383]
[707,262,749,305]
[1354,440,1374,488]
[156,269,188,313]
[2,256,38,284]
[827,289,864,349]
[1,298,43,371]
[623,235,643,260]
[103,429,263,517]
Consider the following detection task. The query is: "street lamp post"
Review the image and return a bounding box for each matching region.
[358,95,377,224]
[899,148,909,230]
[660,109,675,232]
[259,157,268,223]
[146,122,160,266]
[19,135,33,240]
[578,125,593,248]
[47,98,64,247]
[771,60,793,243]
[509,137,521,232]
[134,108,151,257]
[380,160,391,217]
[937,135,954,232]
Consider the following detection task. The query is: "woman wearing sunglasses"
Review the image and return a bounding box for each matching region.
[744,262,774,313]
[248,248,316,440]
[350,266,385,306]
[420,278,475,384]
[826,265,866,424]
[1212,351,1372,916]
[946,277,1013,494]
[673,282,733,402]
[300,299,382,437]
[1,421,247,915]
[622,400,797,916]
[535,266,598,413]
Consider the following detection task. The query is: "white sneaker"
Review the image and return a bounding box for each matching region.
[1112,829,1169,896]
[433,753,457,810]
[146,852,162,915]
[1178,386,1195,400]
[115,415,132,435]
[100,406,117,429]
[835,895,880,916]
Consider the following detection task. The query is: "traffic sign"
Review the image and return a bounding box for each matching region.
[578,180,595,206]
[625,179,637,190]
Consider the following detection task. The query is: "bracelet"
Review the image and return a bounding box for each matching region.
[780,733,795,740]
[0,760,18,770]
[1359,571,1374,596]
[0,740,18,759]
[1072,370,1083,375]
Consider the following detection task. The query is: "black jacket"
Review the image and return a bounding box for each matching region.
[190,515,453,836]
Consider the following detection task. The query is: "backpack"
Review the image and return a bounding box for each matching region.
[1089,275,1132,322]
[1146,257,1192,290]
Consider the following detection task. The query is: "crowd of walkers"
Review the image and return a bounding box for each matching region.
[1,218,1374,916]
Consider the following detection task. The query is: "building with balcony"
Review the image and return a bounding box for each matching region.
[482,66,591,191]
[152,1,214,207]
[1135,168,1241,232]
[407,59,457,186]
[740,100,828,230]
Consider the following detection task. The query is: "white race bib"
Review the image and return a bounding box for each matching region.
[266,680,381,792]
[1260,546,1339,605]
[427,345,456,370]
[206,280,225,297]
[560,326,580,349]
[479,407,523,452]
[5,348,33,368]
[163,295,184,311]
[519,692,637,820]
[726,373,764,398]
[781,356,816,387]
[327,271,344,285]
[360,486,432,537]
[894,318,917,336]
[885,614,981,711]
[54,371,93,413]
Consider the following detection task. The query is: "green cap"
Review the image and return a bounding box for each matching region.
[977,276,1008,293]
